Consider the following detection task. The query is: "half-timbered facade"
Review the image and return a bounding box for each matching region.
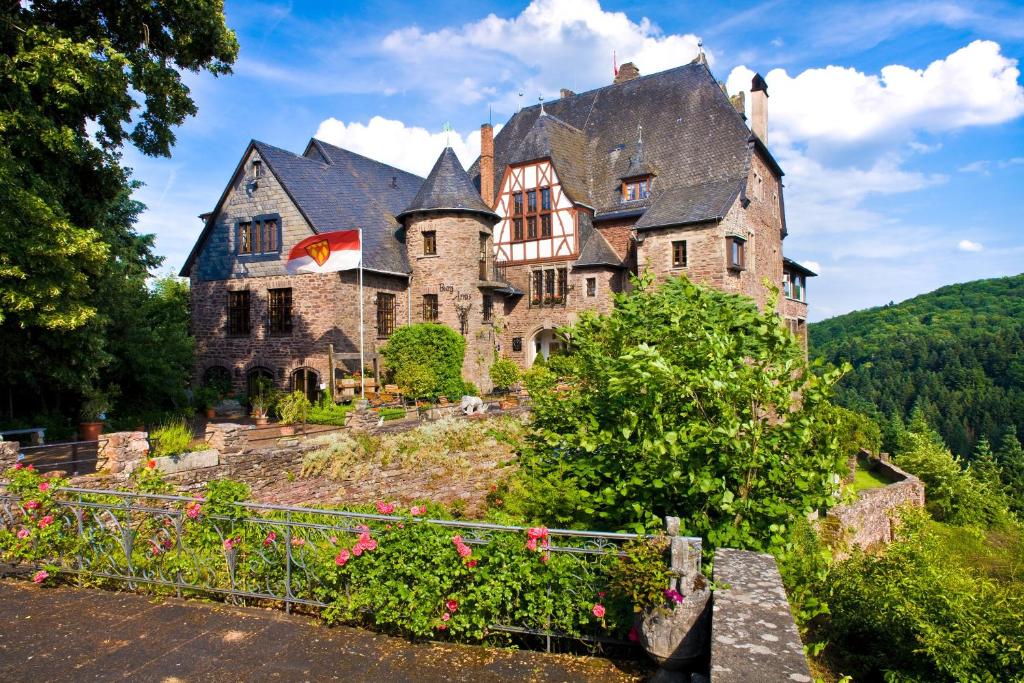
[181,60,814,395]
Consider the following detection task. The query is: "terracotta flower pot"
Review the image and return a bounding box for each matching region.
[205,408,216,419]
[78,422,103,442]
[253,415,269,426]
[279,425,296,436]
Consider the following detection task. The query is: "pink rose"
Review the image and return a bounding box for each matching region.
[186,502,201,519]
[335,549,351,566]
[526,538,537,552]
[147,459,157,469]
[151,544,161,556]
[628,626,640,642]
[664,589,684,604]
[264,531,277,547]
[540,554,549,564]
[466,559,478,568]
[376,501,395,515]
[410,505,425,516]
[37,515,54,529]
[457,543,472,558]
[397,523,404,529]
[352,544,363,557]
[437,623,447,631]
[162,538,173,550]
[13,462,22,470]
[446,599,458,612]
[441,612,451,622]
[24,500,39,510]
[330,536,338,544]
[290,537,305,547]
[33,570,48,584]
[38,482,50,492]
[17,528,30,539]
[592,604,606,618]
[26,464,34,471]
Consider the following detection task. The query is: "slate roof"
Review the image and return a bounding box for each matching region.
[783,257,818,277]
[470,61,762,231]
[396,147,498,223]
[181,139,423,276]
[575,213,626,268]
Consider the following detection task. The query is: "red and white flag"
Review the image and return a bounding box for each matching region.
[286,230,361,275]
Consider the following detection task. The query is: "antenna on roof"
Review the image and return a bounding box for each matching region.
[538,94,545,116]
[696,39,707,66]
[517,91,524,113]
[442,121,454,148]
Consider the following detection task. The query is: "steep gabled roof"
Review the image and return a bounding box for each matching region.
[180,138,423,277]
[470,61,760,231]
[575,213,625,268]
[396,147,498,222]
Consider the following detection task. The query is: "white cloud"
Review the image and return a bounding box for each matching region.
[726,40,1024,148]
[380,0,704,109]
[958,156,1024,174]
[958,239,984,252]
[313,116,501,177]
[801,260,822,274]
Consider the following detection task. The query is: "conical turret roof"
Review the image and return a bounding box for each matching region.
[396,147,498,223]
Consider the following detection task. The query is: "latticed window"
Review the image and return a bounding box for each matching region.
[544,269,555,299]
[557,267,567,302]
[527,190,537,213]
[238,222,253,254]
[423,231,437,256]
[482,294,493,322]
[531,270,543,306]
[513,218,524,241]
[268,288,292,334]
[672,240,687,268]
[377,293,396,338]
[227,290,250,335]
[512,192,523,215]
[263,218,278,252]
[586,277,596,297]
[540,214,552,237]
[622,177,652,201]
[422,294,438,321]
[527,216,537,239]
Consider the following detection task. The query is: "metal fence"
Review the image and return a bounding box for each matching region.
[10,440,100,476]
[0,484,699,649]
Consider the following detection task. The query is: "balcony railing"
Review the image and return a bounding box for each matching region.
[478,260,507,284]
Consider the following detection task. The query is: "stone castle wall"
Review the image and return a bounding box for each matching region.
[827,459,925,551]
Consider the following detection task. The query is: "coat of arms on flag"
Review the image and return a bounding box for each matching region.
[286,230,361,275]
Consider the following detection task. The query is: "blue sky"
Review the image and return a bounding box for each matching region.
[125,0,1024,321]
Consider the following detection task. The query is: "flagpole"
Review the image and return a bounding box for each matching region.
[358,229,365,402]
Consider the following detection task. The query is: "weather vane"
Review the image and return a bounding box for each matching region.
[442,121,454,147]
[538,94,545,116]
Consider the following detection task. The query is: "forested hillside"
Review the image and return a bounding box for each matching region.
[810,274,1024,456]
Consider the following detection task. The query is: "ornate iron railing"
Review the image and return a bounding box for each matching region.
[0,485,700,649]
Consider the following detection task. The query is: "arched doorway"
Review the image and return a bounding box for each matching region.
[291,367,321,404]
[528,329,565,365]
[245,367,274,405]
[202,365,232,398]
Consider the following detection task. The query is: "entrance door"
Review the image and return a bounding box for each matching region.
[529,329,564,365]
[291,368,321,403]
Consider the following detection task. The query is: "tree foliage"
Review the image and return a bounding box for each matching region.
[521,274,848,548]
[0,1,236,430]
[810,274,1024,457]
[381,324,466,401]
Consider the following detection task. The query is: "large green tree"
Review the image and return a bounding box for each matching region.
[0,2,236,427]
[521,274,847,549]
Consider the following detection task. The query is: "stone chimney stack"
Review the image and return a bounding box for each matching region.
[614,62,640,85]
[560,88,575,99]
[750,73,768,144]
[730,91,745,118]
[479,123,494,206]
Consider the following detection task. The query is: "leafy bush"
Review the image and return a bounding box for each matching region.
[149,421,197,458]
[307,398,353,426]
[381,323,465,401]
[394,363,435,400]
[378,407,406,421]
[895,425,1011,528]
[832,405,882,458]
[822,509,1024,681]
[522,273,848,545]
[276,391,311,425]
[489,357,520,392]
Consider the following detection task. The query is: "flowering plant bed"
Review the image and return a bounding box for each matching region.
[0,464,675,649]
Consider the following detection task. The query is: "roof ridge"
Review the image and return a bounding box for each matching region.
[312,138,425,181]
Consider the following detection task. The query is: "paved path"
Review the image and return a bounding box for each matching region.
[0,581,648,682]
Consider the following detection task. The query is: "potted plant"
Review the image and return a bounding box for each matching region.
[249,377,275,426]
[489,357,520,408]
[276,390,311,436]
[78,390,109,441]
[195,386,218,419]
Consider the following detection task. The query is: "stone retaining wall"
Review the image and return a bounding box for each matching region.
[95,432,150,473]
[710,549,811,682]
[0,441,18,470]
[827,459,924,551]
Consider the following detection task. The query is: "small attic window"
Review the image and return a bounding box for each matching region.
[622,176,652,202]
[252,160,263,178]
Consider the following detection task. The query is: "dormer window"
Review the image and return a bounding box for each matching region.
[622,176,652,201]
[252,160,263,178]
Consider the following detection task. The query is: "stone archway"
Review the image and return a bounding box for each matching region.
[527,328,565,366]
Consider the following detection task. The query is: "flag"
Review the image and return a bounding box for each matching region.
[286,230,361,275]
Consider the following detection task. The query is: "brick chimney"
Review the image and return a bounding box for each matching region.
[479,123,494,206]
[614,62,640,85]
[750,73,768,143]
[730,91,745,117]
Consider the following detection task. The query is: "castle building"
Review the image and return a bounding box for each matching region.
[181,61,815,397]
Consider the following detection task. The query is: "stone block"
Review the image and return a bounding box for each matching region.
[124,449,220,476]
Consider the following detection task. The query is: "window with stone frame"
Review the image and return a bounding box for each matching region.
[672,240,687,268]
[482,294,493,322]
[376,293,396,338]
[423,231,437,256]
[227,290,250,335]
[267,288,293,335]
[422,294,438,321]
[531,270,543,306]
[727,236,746,271]
[531,267,568,306]
[238,221,253,255]
[586,277,596,297]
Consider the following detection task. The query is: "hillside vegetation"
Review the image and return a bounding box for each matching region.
[810,274,1024,456]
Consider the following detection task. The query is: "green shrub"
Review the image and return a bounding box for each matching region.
[276,391,311,425]
[381,323,465,400]
[378,407,406,421]
[489,357,520,392]
[150,421,196,457]
[461,380,479,397]
[307,398,353,426]
[394,363,435,400]
[822,509,1024,680]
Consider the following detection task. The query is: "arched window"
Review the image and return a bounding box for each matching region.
[245,367,274,401]
[291,368,321,404]
[202,366,232,398]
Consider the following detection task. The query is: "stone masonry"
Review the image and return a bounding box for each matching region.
[827,459,925,551]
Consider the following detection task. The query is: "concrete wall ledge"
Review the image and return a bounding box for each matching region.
[123,449,220,476]
[711,548,811,683]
